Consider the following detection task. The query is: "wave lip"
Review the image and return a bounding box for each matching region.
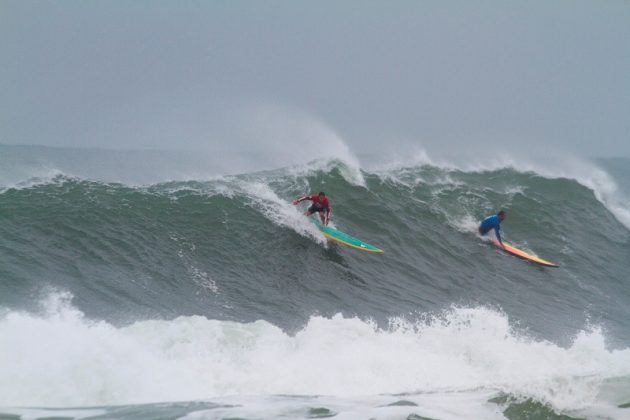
[2,142,628,230]
[370,151,630,231]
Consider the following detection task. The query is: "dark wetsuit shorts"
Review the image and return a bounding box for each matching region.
[308,204,326,214]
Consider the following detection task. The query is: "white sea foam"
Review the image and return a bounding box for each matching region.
[239,181,326,245]
[1,293,629,419]
[449,213,480,234]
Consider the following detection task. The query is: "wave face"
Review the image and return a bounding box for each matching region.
[1,147,630,419]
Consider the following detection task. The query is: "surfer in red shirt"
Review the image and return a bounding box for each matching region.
[293,191,331,226]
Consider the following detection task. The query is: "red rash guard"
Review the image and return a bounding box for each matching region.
[305,194,331,214]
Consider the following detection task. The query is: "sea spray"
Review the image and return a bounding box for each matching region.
[1,294,629,412]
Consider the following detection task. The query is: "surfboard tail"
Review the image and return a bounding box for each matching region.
[493,240,558,267]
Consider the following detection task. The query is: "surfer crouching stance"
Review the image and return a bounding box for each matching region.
[479,210,506,247]
[293,191,331,226]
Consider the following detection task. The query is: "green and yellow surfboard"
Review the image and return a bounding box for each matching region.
[312,219,383,253]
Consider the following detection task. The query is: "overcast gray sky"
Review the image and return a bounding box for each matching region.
[1,0,629,159]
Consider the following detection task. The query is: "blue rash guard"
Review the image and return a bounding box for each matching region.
[479,215,503,244]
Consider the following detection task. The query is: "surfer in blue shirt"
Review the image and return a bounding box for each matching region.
[479,210,506,247]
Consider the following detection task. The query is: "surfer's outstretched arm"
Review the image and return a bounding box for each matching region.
[494,226,504,247]
[293,195,310,205]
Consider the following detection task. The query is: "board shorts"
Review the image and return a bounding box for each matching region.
[308,204,327,214]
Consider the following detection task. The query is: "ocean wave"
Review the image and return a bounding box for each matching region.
[369,151,630,231]
[2,144,628,233]
[1,293,628,418]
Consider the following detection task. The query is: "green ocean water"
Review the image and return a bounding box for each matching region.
[1,145,629,419]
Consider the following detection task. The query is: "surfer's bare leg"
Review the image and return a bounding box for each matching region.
[320,213,326,224]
